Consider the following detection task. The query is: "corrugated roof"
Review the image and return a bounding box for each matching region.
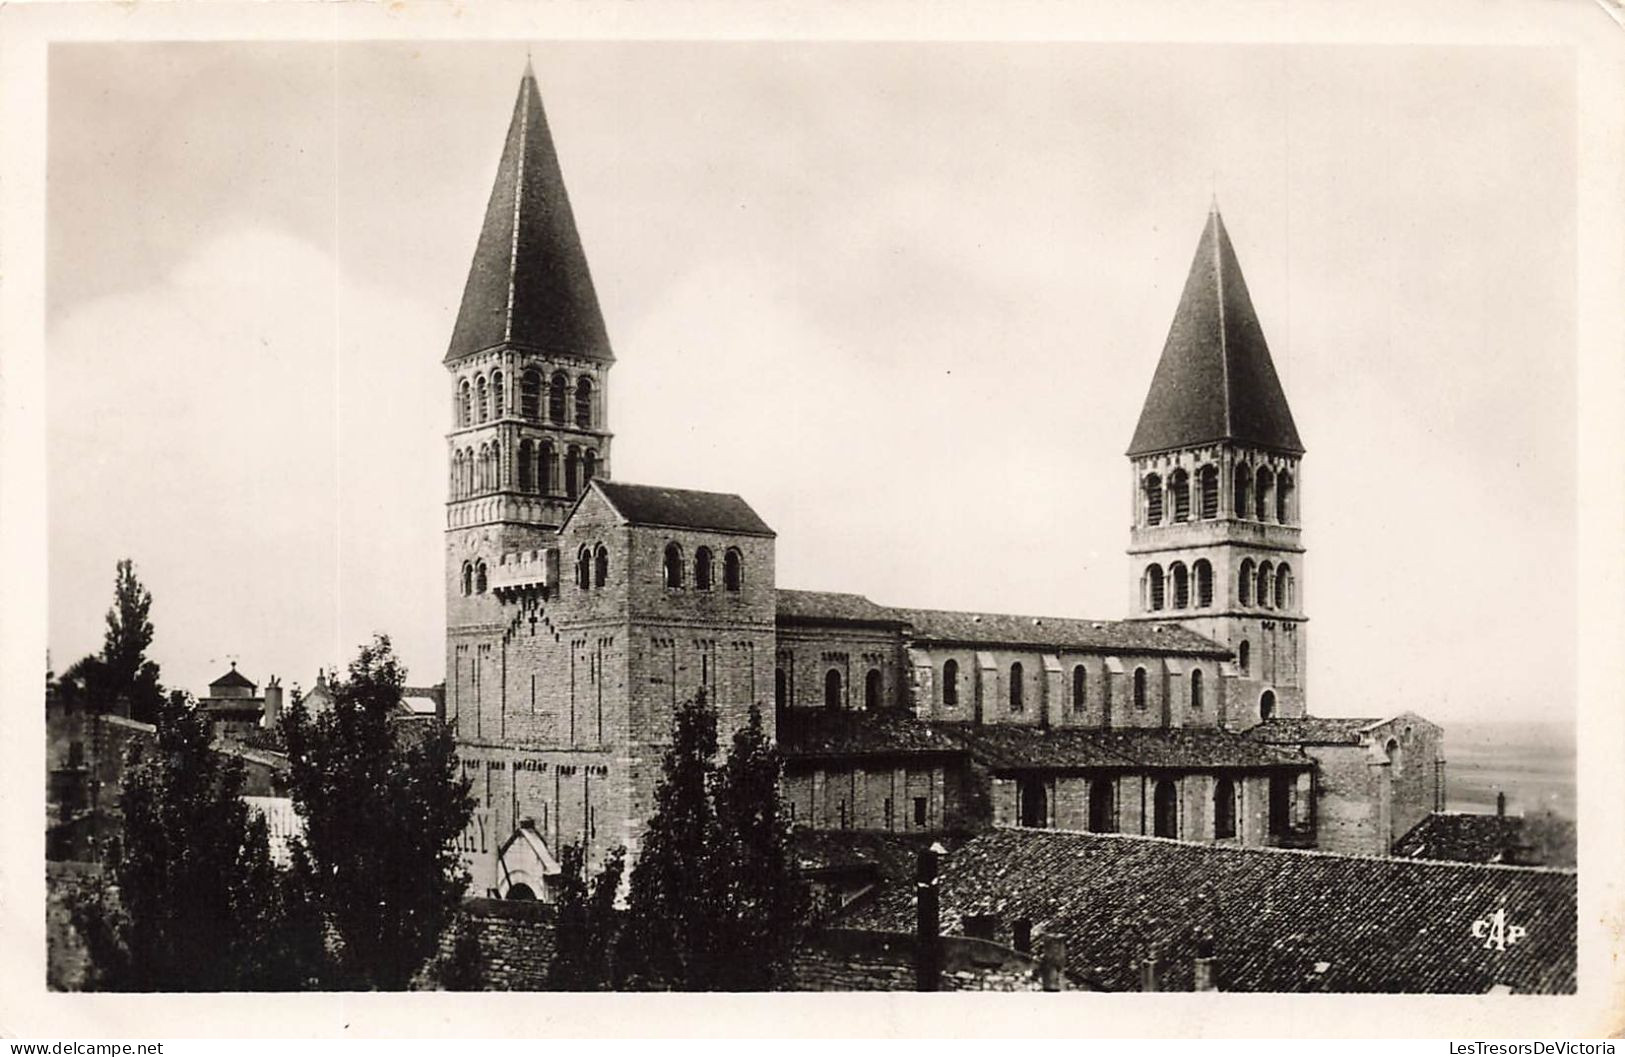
[948,725,1311,772]
[1127,207,1303,457]
[777,589,905,626]
[778,708,966,761]
[591,480,774,537]
[843,828,1576,993]
[446,65,613,364]
[1246,716,1385,746]
[898,608,1228,656]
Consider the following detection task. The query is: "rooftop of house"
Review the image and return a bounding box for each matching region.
[1393,812,1536,865]
[777,708,967,762]
[792,828,958,886]
[947,724,1312,772]
[776,589,907,627]
[841,827,1575,994]
[1246,716,1387,746]
[207,664,256,692]
[590,480,775,537]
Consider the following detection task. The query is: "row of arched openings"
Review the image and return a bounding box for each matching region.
[1141,559,1215,611]
[574,545,610,589]
[1237,559,1294,610]
[459,560,488,596]
[935,659,1204,713]
[458,369,596,430]
[774,667,886,711]
[663,543,744,592]
[1142,464,1295,526]
[1018,776,1233,838]
[451,440,599,500]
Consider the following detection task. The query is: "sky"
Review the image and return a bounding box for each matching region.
[46,40,1576,724]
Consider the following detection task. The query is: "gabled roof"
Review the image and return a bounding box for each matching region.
[1394,813,1537,865]
[843,828,1576,993]
[776,589,905,626]
[590,480,775,537]
[446,64,613,365]
[778,708,966,762]
[1127,207,1303,457]
[208,666,255,691]
[897,608,1228,657]
[947,724,1312,772]
[1247,716,1385,746]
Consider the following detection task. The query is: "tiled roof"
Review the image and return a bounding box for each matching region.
[1127,208,1303,457]
[793,829,955,884]
[778,708,967,762]
[208,666,255,691]
[592,480,774,537]
[446,65,613,364]
[777,589,905,626]
[843,828,1576,993]
[1247,716,1384,746]
[946,724,1311,772]
[897,608,1227,656]
[1394,813,1535,865]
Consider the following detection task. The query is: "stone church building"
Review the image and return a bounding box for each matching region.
[443,66,1445,900]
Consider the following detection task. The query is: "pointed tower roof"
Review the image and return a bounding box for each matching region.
[1127,208,1302,457]
[445,66,613,364]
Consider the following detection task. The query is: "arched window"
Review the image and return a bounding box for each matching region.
[1213,777,1236,839]
[1198,465,1219,519]
[942,659,959,707]
[461,561,473,596]
[1238,640,1251,676]
[583,450,597,486]
[1256,561,1274,610]
[489,440,502,490]
[575,377,593,429]
[476,443,490,492]
[476,375,489,423]
[462,448,474,496]
[549,372,568,424]
[723,548,743,592]
[1260,689,1277,721]
[1009,662,1024,711]
[518,440,533,493]
[1169,468,1190,523]
[694,547,714,590]
[576,547,591,589]
[1153,779,1178,838]
[459,379,472,427]
[1133,667,1147,710]
[492,371,504,418]
[1088,778,1116,833]
[565,446,580,498]
[521,369,541,419]
[663,543,684,589]
[1190,668,1204,710]
[824,669,842,710]
[1171,562,1189,609]
[865,669,883,711]
[1276,470,1294,524]
[1238,558,1254,606]
[1072,665,1087,712]
[775,668,787,710]
[1143,473,1164,525]
[539,442,555,494]
[1255,466,1275,522]
[1234,464,1251,518]
[594,545,609,588]
[1144,564,1165,611]
[1194,559,1213,608]
[475,561,488,594]
[1275,564,1293,610]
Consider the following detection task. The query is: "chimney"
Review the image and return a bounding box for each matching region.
[263,677,283,729]
[1137,944,1164,993]
[1192,932,1218,992]
[1496,791,1506,818]
[915,842,946,992]
[1039,934,1067,992]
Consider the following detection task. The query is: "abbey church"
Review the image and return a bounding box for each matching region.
[443,65,1448,901]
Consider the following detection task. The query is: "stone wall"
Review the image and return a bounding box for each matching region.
[786,928,1069,992]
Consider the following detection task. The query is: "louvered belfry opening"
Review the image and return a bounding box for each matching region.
[1144,473,1164,525]
[1199,464,1219,519]
[1170,468,1191,522]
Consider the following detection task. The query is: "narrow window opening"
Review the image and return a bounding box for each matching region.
[1009,662,1024,712]
[942,659,959,707]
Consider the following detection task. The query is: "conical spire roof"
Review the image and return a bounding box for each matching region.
[1127,208,1302,457]
[445,66,613,364]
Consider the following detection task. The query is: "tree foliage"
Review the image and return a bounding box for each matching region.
[618,692,809,990]
[54,559,166,724]
[70,693,315,990]
[282,634,475,990]
[547,843,625,990]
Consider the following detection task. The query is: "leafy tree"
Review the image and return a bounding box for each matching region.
[619,692,810,990]
[547,843,625,990]
[282,634,475,990]
[70,692,313,990]
[54,559,166,723]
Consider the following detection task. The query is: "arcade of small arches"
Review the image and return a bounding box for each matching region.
[449,439,600,501]
[662,542,745,593]
[573,544,611,590]
[1139,461,1297,528]
[1015,774,1246,839]
[459,559,489,597]
[1140,558,1294,612]
[775,665,887,713]
[932,657,1206,715]
[456,367,599,431]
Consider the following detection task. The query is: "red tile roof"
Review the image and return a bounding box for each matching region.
[948,724,1311,772]
[1394,813,1539,865]
[776,589,905,626]
[592,480,774,537]
[897,607,1228,656]
[1247,716,1385,746]
[843,828,1575,993]
[778,708,966,762]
